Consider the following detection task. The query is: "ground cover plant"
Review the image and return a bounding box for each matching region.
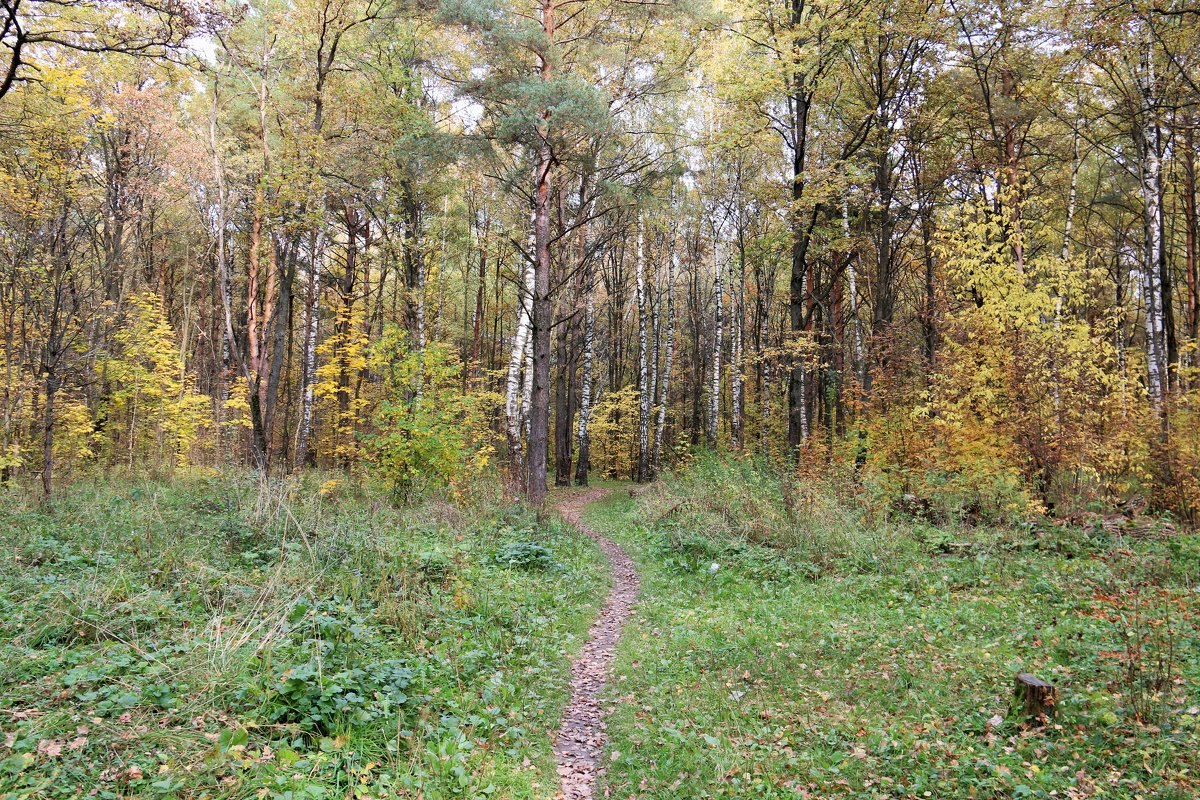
[592,455,1200,799]
[0,470,607,799]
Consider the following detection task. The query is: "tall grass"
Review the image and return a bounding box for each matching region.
[0,466,606,799]
[639,453,922,574]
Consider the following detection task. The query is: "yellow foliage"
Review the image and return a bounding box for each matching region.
[866,202,1147,520]
[587,386,640,480]
[315,303,374,465]
[100,293,211,469]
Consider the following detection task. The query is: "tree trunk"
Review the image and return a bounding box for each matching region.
[526,0,556,506]
[1137,39,1166,414]
[41,372,58,501]
[786,0,814,450]
[575,262,595,487]
[709,229,722,447]
[414,218,427,404]
[505,252,533,480]
[731,220,745,450]
[295,230,320,468]
[554,272,574,486]
[1184,121,1199,360]
[653,233,676,475]
[635,217,651,481]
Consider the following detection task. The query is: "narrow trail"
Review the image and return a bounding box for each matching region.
[552,487,640,800]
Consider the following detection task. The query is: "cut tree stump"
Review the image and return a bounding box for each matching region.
[1014,673,1056,724]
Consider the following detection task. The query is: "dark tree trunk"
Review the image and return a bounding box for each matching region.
[786,0,814,451]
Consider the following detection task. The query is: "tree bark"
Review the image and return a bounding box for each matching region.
[505,250,534,480]
[295,230,320,468]
[786,0,814,451]
[526,0,556,506]
[731,217,745,450]
[653,232,676,475]
[1137,37,1166,413]
[575,259,595,486]
[1185,121,1199,356]
[635,216,651,481]
[709,228,722,447]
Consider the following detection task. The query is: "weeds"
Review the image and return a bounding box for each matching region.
[596,456,1200,799]
[0,469,606,799]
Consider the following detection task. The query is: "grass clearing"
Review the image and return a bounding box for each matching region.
[590,456,1200,799]
[3,457,1199,799]
[0,471,607,799]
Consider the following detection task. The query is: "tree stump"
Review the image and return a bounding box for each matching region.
[1014,673,1056,724]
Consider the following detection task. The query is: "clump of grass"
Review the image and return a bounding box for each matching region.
[641,453,919,576]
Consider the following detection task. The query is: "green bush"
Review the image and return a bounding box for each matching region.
[365,334,494,499]
[491,541,558,570]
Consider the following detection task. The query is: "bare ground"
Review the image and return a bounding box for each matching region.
[552,487,640,800]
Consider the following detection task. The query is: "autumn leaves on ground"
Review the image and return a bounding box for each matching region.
[1,458,1198,799]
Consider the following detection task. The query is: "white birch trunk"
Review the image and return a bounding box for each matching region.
[709,231,723,446]
[1137,37,1166,411]
[576,273,595,481]
[843,195,865,389]
[209,87,234,444]
[654,236,676,474]
[650,271,661,420]
[1053,132,1080,420]
[635,217,651,481]
[505,243,534,471]
[296,235,321,466]
[731,233,745,450]
[1062,132,1079,264]
[414,246,427,405]
[520,209,535,439]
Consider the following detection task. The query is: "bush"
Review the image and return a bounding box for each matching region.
[251,597,418,733]
[365,332,495,500]
[491,541,558,570]
[640,452,916,575]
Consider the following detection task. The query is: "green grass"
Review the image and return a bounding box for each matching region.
[590,456,1200,799]
[3,458,1199,800]
[0,470,608,800]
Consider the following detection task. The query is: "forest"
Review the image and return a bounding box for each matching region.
[1,0,1199,797]
[2,0,1200,517]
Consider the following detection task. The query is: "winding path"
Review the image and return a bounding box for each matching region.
[552,488,640,800]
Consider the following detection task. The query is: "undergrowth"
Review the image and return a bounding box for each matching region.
[598,453,1200,799]
[0,469,606,800]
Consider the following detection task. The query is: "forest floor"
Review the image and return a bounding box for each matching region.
[1,463,1199,800]
[0,472,611,799]
[585,459,1200,799]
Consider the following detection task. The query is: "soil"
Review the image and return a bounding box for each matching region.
[552,487,640,800]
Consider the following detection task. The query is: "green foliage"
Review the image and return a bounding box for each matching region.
[365,331,495,499]
[589,464,1200,799]
[642,452,916,575]
[0,471,607,799]
[492,540,559,570]
[253,597,415,732]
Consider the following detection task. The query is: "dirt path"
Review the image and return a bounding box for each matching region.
[552,487,640,800]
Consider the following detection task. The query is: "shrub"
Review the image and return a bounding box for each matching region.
[254,596,417,733]
[491,541,558,570]
[364,334,496,500]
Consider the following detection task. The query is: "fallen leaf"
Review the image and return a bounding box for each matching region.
[36,740,63,758]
